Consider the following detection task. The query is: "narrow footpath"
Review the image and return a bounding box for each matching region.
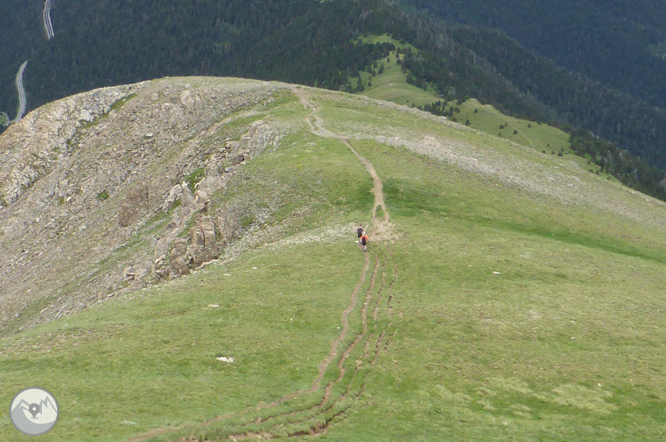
[128,87,398,441]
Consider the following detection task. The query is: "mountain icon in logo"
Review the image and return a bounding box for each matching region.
[9,387,59,436]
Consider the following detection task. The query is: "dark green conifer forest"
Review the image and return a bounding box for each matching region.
[2,0,666,200]
[399,0,666,108]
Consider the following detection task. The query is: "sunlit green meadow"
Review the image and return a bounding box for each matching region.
[3,83,666,441]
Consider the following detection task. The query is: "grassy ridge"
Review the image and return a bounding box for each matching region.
[3,86,666,440]
[454,99,569,153]
[0,111,374,441]
[320,139,666,440]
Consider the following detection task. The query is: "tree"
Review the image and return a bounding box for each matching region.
[355,75,365,92]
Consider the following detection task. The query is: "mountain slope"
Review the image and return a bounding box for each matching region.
[3,0,666,187]
[2,78,666,440]
[399,0,666,109]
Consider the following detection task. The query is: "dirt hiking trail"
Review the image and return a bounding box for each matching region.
[127,87,398,441]
[295,88,392,240]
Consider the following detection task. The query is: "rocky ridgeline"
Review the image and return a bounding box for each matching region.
[0,77,288,335]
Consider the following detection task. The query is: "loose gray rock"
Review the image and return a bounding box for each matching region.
[0,77,287,335]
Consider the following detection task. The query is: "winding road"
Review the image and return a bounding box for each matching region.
[11,61,28,124]
[2,0,47,125]
[43,0,55,40]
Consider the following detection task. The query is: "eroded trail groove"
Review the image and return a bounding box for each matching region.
[295,87,391,238]
[128,88,398,442]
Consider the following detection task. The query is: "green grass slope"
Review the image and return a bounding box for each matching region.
[356,35,577,166]
[357,35,438,108]
[456,99,570,153]
[3,82,666,441]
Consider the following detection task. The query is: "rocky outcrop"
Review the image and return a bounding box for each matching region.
[118,185,150,227]
[162,184,184,211]
[167,238,191,278]
[154,214,223,280]
[0,77,287,336]
[158,216,221,279]
[0,83,145,206]
[188,218,218,266]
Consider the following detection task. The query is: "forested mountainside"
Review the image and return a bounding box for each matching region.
[2,0,666,195]
[399,0,666,109]
[400,25,666,169]
[0,0,405,114]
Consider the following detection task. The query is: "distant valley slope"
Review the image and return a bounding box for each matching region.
[400,0,666,108]
[2,0,666,189]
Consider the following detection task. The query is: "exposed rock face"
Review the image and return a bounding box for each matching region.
[168,238,191,278]
[0,77,286,335]
[0,84,141,206]
[188,218,219,267]
[162,216,221,279]
[118,185,150,227]
[162,184,183,211]
[154,215,223,280]
[232,154,245,166]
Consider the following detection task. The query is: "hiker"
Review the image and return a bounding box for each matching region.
[357,225,364,244]
[361,232,368,252]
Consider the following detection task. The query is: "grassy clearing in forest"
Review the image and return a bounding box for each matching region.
[358,35,439,108]
[355,35,603,175]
